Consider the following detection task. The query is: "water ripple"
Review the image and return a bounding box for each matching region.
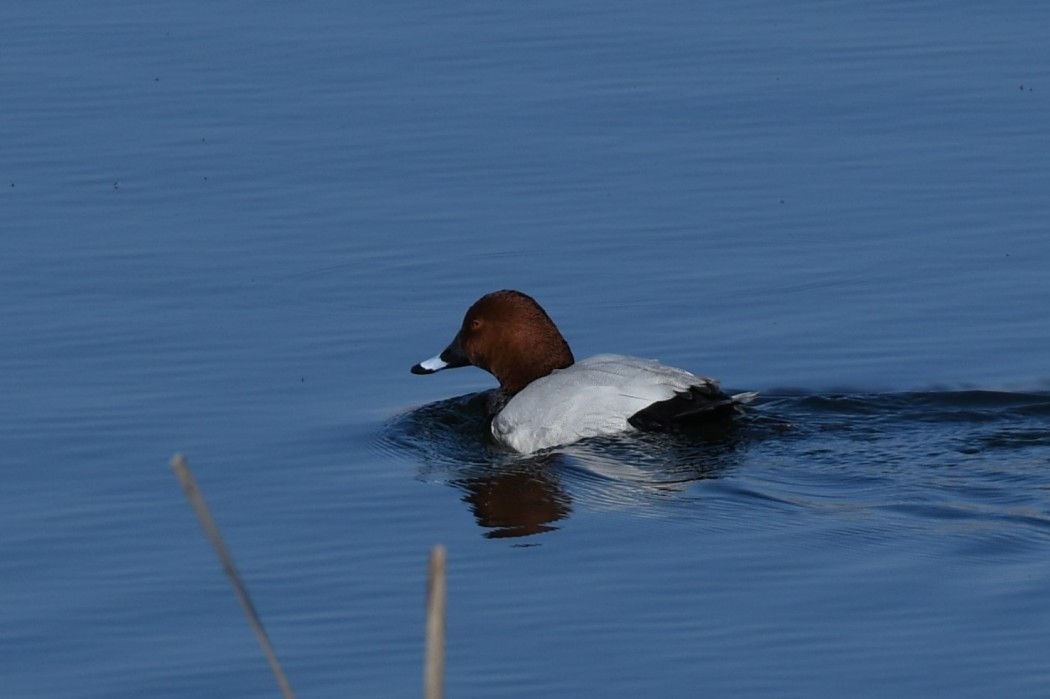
[379,390,1050,541]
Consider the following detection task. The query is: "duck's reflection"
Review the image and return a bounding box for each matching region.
[453,453,571,539]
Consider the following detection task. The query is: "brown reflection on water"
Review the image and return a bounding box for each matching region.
[455,454,571,539]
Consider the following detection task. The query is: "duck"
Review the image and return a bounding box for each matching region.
[411,290,756,453]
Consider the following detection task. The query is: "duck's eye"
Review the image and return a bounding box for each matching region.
[470,319,482,331]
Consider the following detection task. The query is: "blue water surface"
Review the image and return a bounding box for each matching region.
[3,1,1050,697]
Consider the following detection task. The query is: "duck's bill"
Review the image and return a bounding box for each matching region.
[411,353,450,374]
[410,336,470,375]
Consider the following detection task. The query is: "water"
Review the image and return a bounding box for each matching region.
[3,1,1050,697]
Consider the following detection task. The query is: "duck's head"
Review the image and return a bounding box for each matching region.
[411,290,575,396]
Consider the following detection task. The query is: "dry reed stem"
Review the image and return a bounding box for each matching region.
[424,545,447,699]
[170,454,297,699]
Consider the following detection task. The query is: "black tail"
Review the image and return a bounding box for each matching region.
[627,386,756,431]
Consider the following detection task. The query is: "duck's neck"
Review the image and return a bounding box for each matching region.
[493,333,574,397]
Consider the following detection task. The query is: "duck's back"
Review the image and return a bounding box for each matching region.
[490,354,734,452]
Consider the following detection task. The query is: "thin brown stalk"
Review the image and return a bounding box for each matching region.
[424,544,447,699]
[170,454,296,699]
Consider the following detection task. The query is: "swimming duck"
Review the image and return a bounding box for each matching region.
[411,290,755,453]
